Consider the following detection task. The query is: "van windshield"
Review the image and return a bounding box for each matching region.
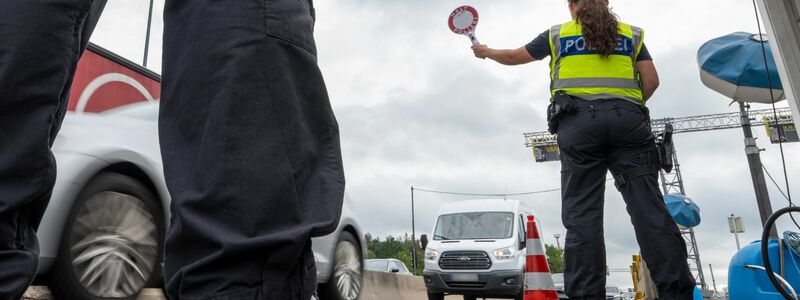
[433,212,514,240]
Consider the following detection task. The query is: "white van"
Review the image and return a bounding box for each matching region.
[421,199,537,300]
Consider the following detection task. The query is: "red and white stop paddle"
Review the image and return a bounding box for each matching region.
[448,5,480,46]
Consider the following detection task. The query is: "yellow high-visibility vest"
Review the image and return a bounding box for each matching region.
[548,21,645,104]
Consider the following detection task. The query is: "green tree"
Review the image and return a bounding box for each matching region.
[545,244,564,274]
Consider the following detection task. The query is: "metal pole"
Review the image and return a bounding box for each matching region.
[734,230,741,251]
[739,102,778,238]
[143,0,154,67]
[411,186,417,274]
[709,264,719,295]
[554,233,561,250]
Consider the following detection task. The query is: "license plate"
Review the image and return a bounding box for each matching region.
[450,274,479,282]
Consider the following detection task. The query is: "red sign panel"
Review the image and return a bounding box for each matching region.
[448,6,479,35]
[67,43,161,113]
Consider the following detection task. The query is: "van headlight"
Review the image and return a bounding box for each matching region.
[493,246,516,260]
[425,248,440,261]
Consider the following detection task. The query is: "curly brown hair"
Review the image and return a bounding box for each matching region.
[569,0,619,57]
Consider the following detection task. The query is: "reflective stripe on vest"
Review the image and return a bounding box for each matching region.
[549,21,645,104]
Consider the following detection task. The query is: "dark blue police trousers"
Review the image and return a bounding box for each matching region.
[556,99,695,300]
[160,0,345,299]
[0,1,106,299]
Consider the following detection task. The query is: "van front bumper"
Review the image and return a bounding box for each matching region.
[423,269,523,297]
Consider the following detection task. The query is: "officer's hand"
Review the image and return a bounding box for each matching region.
[471,44,489,59]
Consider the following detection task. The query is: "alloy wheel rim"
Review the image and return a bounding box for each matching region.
[333,240,362,300]
[70,191,158,298]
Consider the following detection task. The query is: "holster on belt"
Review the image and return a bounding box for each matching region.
[547,91,576,134]
[655,123,674,173]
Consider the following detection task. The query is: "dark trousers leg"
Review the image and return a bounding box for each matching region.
[604,100,695,300]
[616,175,695,300]
[0,1,105,299]
[161,0,344,299]
[557,109,609,300]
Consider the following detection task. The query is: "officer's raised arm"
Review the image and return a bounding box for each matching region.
[471,45,537,65]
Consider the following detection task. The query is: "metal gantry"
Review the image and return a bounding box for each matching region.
[524,107,793,148]
[522,107,795,294]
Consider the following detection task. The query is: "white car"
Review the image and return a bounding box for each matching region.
[365,259,414,276]
[605,286,624,300]
[36,102,365,300]
[551,273,569,299]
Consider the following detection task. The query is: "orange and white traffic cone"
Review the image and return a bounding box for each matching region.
[524,215,559,300]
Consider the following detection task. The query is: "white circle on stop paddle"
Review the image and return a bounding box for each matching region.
[453,10,475,30]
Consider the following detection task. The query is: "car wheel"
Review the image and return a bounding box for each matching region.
[320,231,362,300]
[427,292,445,300]
[463,295,477,300]
[51,173,165,300]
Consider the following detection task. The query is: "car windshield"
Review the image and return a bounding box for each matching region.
[433,212,513,240]
[606,287,620,294]
[365,260,388,271]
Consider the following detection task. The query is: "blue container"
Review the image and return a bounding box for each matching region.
[728,240,800,299]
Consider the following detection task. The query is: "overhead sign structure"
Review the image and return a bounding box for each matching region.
[764,114,799,143]
[448,5,480,46]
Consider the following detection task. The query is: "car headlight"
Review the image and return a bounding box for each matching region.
[425,248,439,261]
[493,246,516,260]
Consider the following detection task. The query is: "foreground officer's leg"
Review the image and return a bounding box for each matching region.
[0,1,105,298]
[616,173,694,300]
[556,106,609,299]
[161,0,345,299]
[606,100,695,300]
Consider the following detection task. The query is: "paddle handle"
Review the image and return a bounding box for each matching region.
[467,32,480,46]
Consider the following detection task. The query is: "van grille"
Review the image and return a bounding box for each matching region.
[439,251,492,270]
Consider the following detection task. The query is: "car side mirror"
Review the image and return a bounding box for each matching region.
[391,267,400,273]
[420,234,428,249]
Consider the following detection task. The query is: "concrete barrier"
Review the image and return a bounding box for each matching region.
[361,270,428,300]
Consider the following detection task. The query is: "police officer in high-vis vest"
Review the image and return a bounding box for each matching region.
[472,0,695,299]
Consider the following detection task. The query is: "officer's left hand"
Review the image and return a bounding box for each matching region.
[471,44,489,59]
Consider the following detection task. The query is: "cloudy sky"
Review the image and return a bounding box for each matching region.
[88,0,800,290]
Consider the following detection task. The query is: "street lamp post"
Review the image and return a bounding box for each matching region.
[411,186,417,274]
[554,233,561,250]
[728,214,745,250]
[143,0,154,67]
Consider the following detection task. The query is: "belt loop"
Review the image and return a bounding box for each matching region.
[589,105,596,118]
[613,103,621,116]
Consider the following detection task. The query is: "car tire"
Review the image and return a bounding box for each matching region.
[50,172,165,300]
[463,295,477,300]
[427,292,445,300]
[320,231,362,300]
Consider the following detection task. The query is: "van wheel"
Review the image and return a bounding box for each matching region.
[50,173,164,300]
[463,295,477,300]
[320,231,362,300]
[427,292,444,300]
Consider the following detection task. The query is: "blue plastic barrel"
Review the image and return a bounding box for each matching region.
[728,240,800,299]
